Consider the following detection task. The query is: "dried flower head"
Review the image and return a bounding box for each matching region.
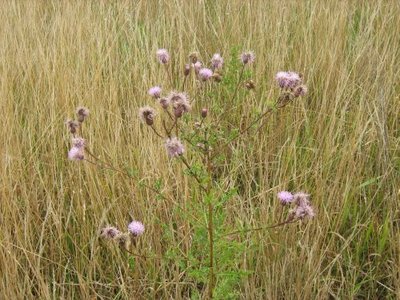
[115,233,130,249]
[184,64,191,76]
[65,119,79,134]
[76,107,89,123]
[156,48,170,64]
[290,192,315,220]
[199,68,213,81]
[240,51,255,65]
[211,53,224,70]
[165,137,185,157]
[128,220,145,237]
[168,92,191,118]
[212,72,223,82]
[245,80,256,90]
[189,52,199,64]
[148,86,162,99]
[277,191,294,205]
[100,226,121,240]
[275,71,302,89]
[293,85,308,97]
[158,97,170,109]
[139,106,156,126]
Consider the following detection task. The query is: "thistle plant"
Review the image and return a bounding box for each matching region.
[66,48,315,298]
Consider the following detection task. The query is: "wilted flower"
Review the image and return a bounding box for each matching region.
[65,119,79,134]
[76,107,89,123]
[115,233,130,249]
[128,220,145,237]
[211,53,224,70]
[293,85,308,97]
[189,52,199,63]
[100,226,121,240]
[240,51,255,64]
[139,106,156,126]
[290,192,315,220]
[277,191,294,205]
[275,71,302,89]
[158,97,170,109]
[156,49,170,64]
[165,137,185,157]
[245,80,256,90]
[148,86,162,99]
[168,92,191,117]
[212,72,223,82]
[199,68,213,81]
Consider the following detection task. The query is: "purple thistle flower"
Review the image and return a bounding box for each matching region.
[100,226,121,239]
[139,106,156,126]
[128,220,145,237]
[193,61,202,74]
[68,137,85,161]
[168,92,191,117]
[240,51,255,65]
[148,86,162,99]
[277,191,294,205]
[199,68,213,81]
[211,53,224,70]
[275,71,302,89]
[165,137,185,157]
[291,192,315,220]
[156,49,170,64]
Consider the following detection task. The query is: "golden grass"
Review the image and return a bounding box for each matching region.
[1,0,399,298]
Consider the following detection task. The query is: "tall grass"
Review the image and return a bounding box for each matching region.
[1,0,399,298]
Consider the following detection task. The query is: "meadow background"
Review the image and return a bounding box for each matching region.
[1,0,399,299]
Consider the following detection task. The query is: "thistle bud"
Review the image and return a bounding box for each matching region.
[245,80,255,90]
[212,72,222,82]
[201,108,208,118]
[184,64,190,76]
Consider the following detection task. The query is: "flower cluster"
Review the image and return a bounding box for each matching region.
[277,191,315,220]
[100,220,145,248]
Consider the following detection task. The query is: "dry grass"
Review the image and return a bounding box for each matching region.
[1,0,399,299]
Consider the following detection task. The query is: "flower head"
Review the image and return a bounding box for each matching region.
[100,226,121,239]
[168,92,191,118]
[156,49,170,64]
[76,106,89,122]
[293,85,308,97]
[193,61,202,74]
[199,68,213,81]
[240,51,255,65]
[148,86,162,99]
[68,137,85,161]
[290,192,315,220]
[128,221,145,237]
[275,71,302,89]
[211,53,224,70]
[158,97,170,109]
[165,137,185,157]
[139,106,156,126]
[277,191,294,205]
[65,119,79,134]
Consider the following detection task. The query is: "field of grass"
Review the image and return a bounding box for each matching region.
[1,0,399,299]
